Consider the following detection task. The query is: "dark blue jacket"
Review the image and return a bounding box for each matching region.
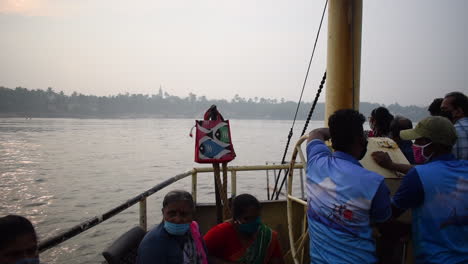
[136,224,187,264]
[399,140,415,164]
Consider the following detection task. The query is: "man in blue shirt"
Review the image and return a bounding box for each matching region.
[306,109,392,264]
[393,116,468,264]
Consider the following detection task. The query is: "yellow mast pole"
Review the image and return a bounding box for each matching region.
[325,0,362,125]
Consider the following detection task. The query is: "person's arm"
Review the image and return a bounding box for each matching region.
[391,167,424,218]
[370,181,392,224]
[307,128,330,143]
[375,169,424,246]
[371,151,413,174]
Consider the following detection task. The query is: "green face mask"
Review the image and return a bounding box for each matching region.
[238,216,261,234]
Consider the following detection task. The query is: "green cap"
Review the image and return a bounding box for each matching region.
[400,116,457,146]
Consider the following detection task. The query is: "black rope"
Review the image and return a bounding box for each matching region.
[301,71,327,137]
[269,0,328,200]
[274,71,326,200]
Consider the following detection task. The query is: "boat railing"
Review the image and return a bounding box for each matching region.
[38,163,304,254]
[265,161,305,200]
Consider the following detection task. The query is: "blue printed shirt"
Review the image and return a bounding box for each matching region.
[306,140,391,264]
[393,154,468,264]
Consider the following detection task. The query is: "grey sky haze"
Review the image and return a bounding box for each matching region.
[1,0,467,106]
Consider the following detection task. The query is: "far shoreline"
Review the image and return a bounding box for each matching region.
[0,112,325,121]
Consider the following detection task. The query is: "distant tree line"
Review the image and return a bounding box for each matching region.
[0,87,429,121]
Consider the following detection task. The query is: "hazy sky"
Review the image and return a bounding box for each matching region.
[1,0,467,106]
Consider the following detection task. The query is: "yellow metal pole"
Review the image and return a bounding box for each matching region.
[191,171,197,204]
[231,170,237,198]
[139,198,147,232]
[325,0,362,125]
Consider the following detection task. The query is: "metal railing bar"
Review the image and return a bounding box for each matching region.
[38,163,304,253]
[38,170,192,253]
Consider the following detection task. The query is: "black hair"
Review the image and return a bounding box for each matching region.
[445,92,468,116]
[428,98,443,116]
[370,107,394,136]
[232,194,260,220]
[328,109,366,152]
[162,190,195,209]
[390,116,413,140]
[0,215,37,249]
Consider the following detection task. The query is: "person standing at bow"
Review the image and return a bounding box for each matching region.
[306,109,392,264]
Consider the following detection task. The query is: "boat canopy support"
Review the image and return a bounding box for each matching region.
[325,0,363,122]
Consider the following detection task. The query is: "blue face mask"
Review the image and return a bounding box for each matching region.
[15,258,40,264]
[238,216,261,234]
[164,221,190,236]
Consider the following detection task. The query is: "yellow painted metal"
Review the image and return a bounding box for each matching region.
[296,145,307,167]
[191,171,198,204]
[287,135,309,264]
[287,195,307,206]
[325,0,363,124]
[231,170,237,198]
[192,164,303,173]
[139,198,147,232]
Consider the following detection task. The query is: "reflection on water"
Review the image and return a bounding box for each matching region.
[0,118,319,263]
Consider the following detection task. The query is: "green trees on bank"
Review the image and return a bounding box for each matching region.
[0,87,428,121]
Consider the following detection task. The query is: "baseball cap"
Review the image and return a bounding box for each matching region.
[400,116,457,146]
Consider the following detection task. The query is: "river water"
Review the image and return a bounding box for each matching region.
[0,118,324,263]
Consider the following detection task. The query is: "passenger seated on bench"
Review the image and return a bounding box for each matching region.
[204,194,284,264]
[0,215,41,264]
[136,190,208,264]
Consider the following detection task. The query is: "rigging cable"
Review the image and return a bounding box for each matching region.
[274,71,326,200]
[269,0,328,200]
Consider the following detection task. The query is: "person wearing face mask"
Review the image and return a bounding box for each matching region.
[0,215,41,264]
[441,91,468,160]
[306,109,392,264]
[203,194,284,264]
[391,116,468,264]
[136,190,208,264]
